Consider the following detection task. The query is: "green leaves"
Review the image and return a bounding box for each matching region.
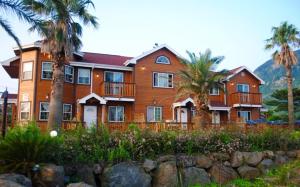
[26,0,99,56]
[177,49,225,108]
[0,122,61,175]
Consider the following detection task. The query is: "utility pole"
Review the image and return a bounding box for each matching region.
[2,89,8,138]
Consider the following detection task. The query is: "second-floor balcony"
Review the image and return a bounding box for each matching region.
[231,92,262,106]
[100,82,135,97]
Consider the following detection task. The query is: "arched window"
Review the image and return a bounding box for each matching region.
[156,56,170,64]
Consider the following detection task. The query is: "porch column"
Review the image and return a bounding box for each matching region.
[101,104,106,123]
[227,110,231,123]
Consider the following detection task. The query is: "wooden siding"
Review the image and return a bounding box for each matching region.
[14,47,264,126]
[133,48,185,122]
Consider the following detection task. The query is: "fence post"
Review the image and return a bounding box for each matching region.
[2,89,8,138]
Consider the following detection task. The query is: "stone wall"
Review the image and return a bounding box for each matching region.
[1,150,300,187]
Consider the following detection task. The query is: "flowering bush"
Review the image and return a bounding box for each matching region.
[1,122,300,167]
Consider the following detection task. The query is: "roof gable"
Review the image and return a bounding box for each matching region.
[225,66,265,84]
[124,44,183,66]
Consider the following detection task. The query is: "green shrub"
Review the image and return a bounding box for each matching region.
[0,122,61,175]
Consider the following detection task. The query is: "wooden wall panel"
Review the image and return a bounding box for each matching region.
[133,48,185,122]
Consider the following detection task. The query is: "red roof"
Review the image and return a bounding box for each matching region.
[1,93,17,99]
[82,52,132,66]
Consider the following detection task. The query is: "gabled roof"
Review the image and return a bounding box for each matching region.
[124,44,183,66]
[224,66,265,85]
[0,56,20,66]
[173,97,195,108]
[78,93,107,104]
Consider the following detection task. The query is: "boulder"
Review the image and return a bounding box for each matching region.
[157,155,176,163]
[290,168,300,186]
[209,163,238,184]
[182,167,211,187]
[211,153,230,161]
[257,159,275,174]
[76,165,96,186]
[230,151,244,168]
[67,182,93,187]
[143,159,157,172]
[0,179,25,187]
[0,173,32,187]
[195,155,212,169]
[224,161,231,167]
[274,155,288,165]
[296,150,300,158]
[153,161,178,187]
[262,150,275,159]
[176,155,196,167]
[237,165,260,180]
[243,152,263,166]
[93,163,104,175]
[102,162,151,187]
[286,151,297,158]
[275,151,285,156]
[39,164,64,187]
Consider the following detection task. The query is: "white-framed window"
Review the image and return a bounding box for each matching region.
[39,102,49,120]
[209,86,219,95]
[63,104,72,121]
[156,55,170,64]
[108,106,124,122]
[147,106,162,122]
[153,72,173,88]
[237,111,251,121]
[20,102,30,120]
[41,62,53,80]
[237,84,249,92]
[78,68,91,84]
[65,65,74,83]
[22,61,33,80]
[104,71,124,82]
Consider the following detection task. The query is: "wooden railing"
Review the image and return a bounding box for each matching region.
[100,82,135,97]
[231,92,262,105]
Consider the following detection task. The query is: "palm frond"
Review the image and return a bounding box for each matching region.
[0,16,21,49]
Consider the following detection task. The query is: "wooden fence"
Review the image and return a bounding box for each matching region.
[59,121,299,133]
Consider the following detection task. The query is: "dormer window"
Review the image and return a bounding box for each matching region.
[156,56,170,64]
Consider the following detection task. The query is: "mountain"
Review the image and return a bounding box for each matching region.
[254,50,300,98]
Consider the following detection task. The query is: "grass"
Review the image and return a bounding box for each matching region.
[191,159,300,187]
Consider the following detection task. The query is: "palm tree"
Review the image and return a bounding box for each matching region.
[177,49,225,125]
[25,0,98,130]
[265,21,300,127]
[0,0,38,49]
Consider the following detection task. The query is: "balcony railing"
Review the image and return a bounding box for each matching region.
[231,92,262,105]
[100,82,135,97]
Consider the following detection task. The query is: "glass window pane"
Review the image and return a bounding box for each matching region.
[114,72,124,82]
[147,107,154,122]
[23,62,33,72]
[109,107,116,121]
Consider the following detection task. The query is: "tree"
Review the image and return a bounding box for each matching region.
[25,0,98,130]
[265,21,300,126]
[265,88,300,121]
[177,49,225,125]
[0,0,38,49]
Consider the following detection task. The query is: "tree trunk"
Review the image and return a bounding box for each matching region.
[47,53,65,131]
[286,67,295,127]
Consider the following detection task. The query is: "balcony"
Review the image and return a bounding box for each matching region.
[100,82,135,97]
[231,92,262,106]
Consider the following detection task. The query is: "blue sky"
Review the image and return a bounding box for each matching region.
[0,0,300,93]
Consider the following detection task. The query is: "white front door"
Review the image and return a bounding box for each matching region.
[212,111,220,124]
[177,108,188,123]
[84,105,97,127]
